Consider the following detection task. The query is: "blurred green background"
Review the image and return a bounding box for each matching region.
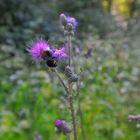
[0,0,140,139]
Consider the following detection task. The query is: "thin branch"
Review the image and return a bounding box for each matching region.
[53,68,69,95]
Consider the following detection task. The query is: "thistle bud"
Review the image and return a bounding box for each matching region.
[60,13,67,27]
[66,23,73,31]
[54,119,63,128]
[34,132,42,140]
[75,47,80,55]
[65,66,73,78]
[69,74,79,83]
[62,122,73,135]
[54,119,73,135]
[59,13,78,32]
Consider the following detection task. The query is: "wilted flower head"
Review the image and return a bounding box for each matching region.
[60,13,78,29]
[27,39,50,61]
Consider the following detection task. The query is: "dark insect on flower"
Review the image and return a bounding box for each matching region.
[42,49,53,60]
[46,58,57,67]
[27,39,68,67]
[45,49,53,57]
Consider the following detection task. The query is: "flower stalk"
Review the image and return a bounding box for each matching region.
[53,66,77,140]
[67,34,72,66]
[66,134,71,140]
[67,34,77,140]
[28,13,80,140]
[73,50,86,140]
[77,83,86,140]
[53,68,69,95]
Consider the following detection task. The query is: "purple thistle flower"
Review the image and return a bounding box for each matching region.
[60,13,78,28]
[54,119,62,127]
[128,115,140,122]
[54,119,73,135]
[27,39,68,67]
[75,47,80,55]
[27,39,50,61]
[66,16,78,28]
[52,47,68,60]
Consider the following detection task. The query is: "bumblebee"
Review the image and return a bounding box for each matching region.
[42,49,57,67]
[46,58,57,67]
[42,49,53,60]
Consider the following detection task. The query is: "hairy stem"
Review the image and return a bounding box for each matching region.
[67,35,72,66]
[53,68,69,95]
[73,50,85,140]
[76,81,86,140]
[53,68,77,140]
[68,84,77,140]
[78,96,86,140]
[66,133,71,140]
[67,34,77,140]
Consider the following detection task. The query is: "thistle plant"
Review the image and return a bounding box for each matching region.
[128,114,140,129]
[27,13,85,140]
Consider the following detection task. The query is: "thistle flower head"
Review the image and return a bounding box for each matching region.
[128,115,140,122]
[52,47,68,61]
[27,39,50,61]
[60,13,78,29]
[27,39,68,67]
[54,119,62,127]
[66,16,78,28]
[54,119,73,135]
[75,47,80,55]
